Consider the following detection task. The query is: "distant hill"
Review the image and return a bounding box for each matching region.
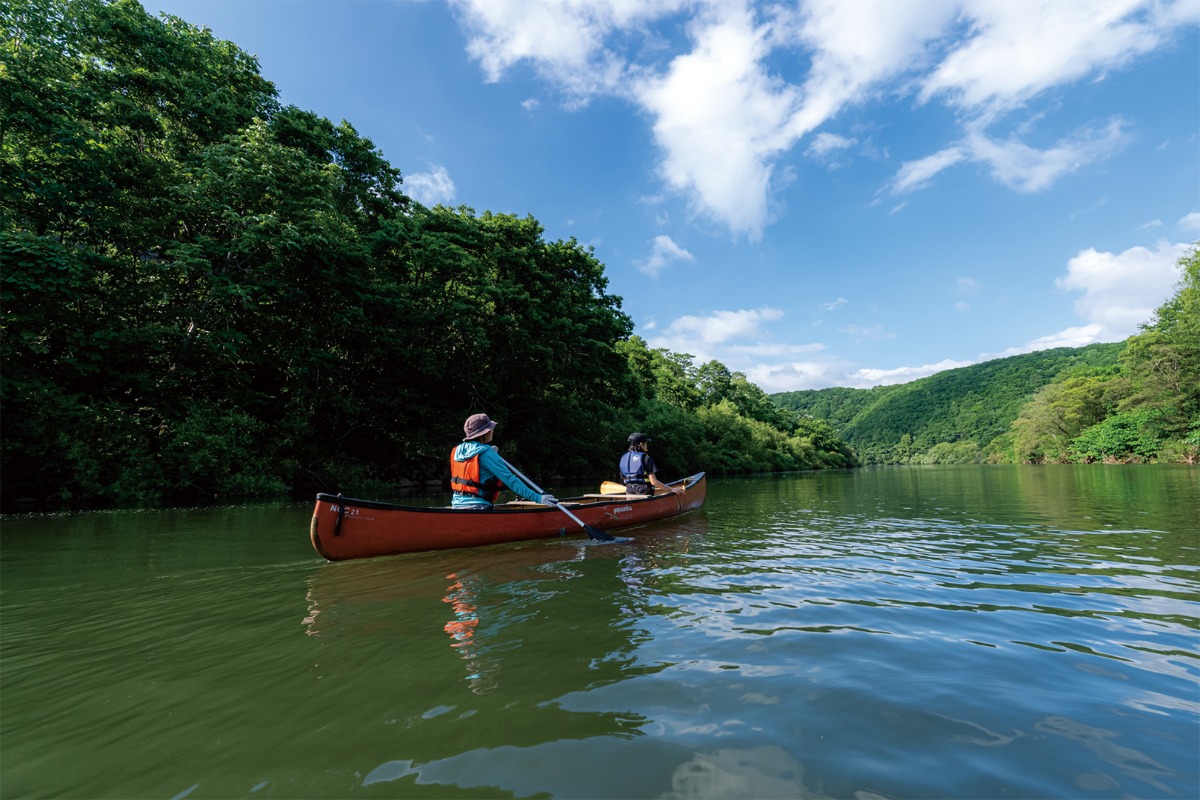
[772,342,1126,463]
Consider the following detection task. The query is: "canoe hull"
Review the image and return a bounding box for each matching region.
[310,472,706,560]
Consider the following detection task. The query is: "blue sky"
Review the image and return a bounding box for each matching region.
[145,0,1199,392]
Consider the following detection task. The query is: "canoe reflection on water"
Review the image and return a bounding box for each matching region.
[300,514,708,696]
[300,539,584,636]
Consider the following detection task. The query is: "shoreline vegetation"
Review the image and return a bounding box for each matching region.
[3,1,1194,513]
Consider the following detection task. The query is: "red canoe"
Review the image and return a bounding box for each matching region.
[310,472,707,560]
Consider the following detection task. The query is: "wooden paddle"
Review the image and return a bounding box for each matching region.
[602,478,690,495]
[498,457,618,543]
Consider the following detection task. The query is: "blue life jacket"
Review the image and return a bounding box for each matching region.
[620,451,650,485]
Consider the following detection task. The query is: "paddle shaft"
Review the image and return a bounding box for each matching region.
[498,457,590,529]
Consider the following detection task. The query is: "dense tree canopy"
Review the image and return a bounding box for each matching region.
[1,0,855,508]
[1009,372,1115,463]
[1061,246,1198,463]
[998,246,1198,465]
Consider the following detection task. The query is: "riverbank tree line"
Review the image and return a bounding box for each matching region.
[773,247,1199,465]
[1,0,855,509]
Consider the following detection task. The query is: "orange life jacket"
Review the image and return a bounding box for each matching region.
[450,447,504,502]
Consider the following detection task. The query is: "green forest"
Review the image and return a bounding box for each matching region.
[1,0,855,509]
[774,249,1200,466]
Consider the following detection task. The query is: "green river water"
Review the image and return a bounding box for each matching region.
[1,465,1197,799]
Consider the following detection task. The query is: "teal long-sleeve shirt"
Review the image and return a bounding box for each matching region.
[451,441,542,508]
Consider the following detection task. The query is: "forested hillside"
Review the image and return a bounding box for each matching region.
[775,246,1198,467]
[774,344,1125,463]
[1008,248,1199,465]
[1,0,854,509]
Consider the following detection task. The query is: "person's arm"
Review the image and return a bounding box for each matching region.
[478,448,545,502]
[648,472,685,495]
[644,454,683,495]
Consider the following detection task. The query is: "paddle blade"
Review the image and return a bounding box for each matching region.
[600,481,625,495]
[579,533,633,545]
[582,524,619,542]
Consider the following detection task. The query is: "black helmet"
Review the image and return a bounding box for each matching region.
[627,432,652,446]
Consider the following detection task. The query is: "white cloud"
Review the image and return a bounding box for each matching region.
[1179,211,1200,232]
[892,118,1131,196]
[918,0,1193,113]
[646,306,788,364]
[636,234,695,276]
[749,355,974,393]
[1055,240,1190,339]
[964,118,1130,193]
[404,166,457,206]
[745,358,858,392]
[450,0,686,94]
[656,306,784,345]
[956,277,980,292]
[838,323,895,341]
[978,239,1189,360]
[725,342,825,357]
[959,237,1190,364]
[852,358,975,386]
[450,0,1198,234]
[640,308,966,390]
[632,5,799,239]
[991,324,1106,358]
[954,301,970,312]
[807,131,856,163]
[820,297,848,311]
[791,0,961,131]
[890,147,967,194]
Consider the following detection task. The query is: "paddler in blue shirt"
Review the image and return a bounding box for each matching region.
[450,413,558,509]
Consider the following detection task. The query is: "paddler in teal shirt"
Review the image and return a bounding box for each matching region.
[450,414,557,509]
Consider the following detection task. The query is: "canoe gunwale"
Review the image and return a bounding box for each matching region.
[315,472,704,514]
